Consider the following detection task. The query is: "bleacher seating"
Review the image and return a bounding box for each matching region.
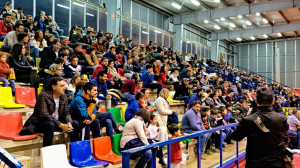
[69,140,110,167]
[40,144,76,168]
[0,113,38,140]
[15,87,36,108]
[112,133,122,155]
[107,108,126,126]
[93,136,122,164]
[0,87,25,108]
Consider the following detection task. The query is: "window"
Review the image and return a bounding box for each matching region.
[55,0,69,36]
[149,9,155,26]
[122,19,130,39]
[141,25,148,45]
[149,28,155,45]
[140,5,148,24]
[182,41,187,56]
[170,36,173,48]
[187,42,191,53]
[36,0,52,17]
[71,1,84,27]
[131,22,139,47]
[14,0,33,16]
[122,0,131,18]
[192,43,196,55]
[164,34,169,48]
[88,0,99,5]
[99,11,107,32]
[132,1,139,21]
[156,30,162,46]
[0,1,11,9]
[156,12,163,29]
[86,6,97,30]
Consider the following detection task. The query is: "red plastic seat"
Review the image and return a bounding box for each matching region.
[15,87,36,107]
[0,113,38,140]
[118,68,125,77]
[93,136,122,164]
[97,108,106,113]
[82,49,86,55]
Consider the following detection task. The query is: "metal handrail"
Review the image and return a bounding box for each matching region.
[122,123,240,168]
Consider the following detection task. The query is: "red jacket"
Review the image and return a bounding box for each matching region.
[0,61,11,78]
[91,64,111,80]
[157,72,167,88]
[0,20,13,36]
[170,136,182,163]
[121,79,136,94]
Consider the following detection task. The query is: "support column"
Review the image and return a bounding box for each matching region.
[106,0,121,36]
[173,24,183,54]
[210,39,219,61]
[275,47,280,83]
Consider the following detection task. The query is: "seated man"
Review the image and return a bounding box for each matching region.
[39,39,62,69]
[189,88,204,109]
[181,101,210,159]
[0,13,13,41]
[20,77,75,147]
[287,108,300,148]
[72,43,88,67]
[91,71,112,109]
[141,64,162,97]
[68,82,101,141]
[174,78,190,106]
[1,22,23,52]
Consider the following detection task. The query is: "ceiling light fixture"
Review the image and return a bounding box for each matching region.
[204,20,209,24]
[186,41,191,43]
[277,33,282,37]
[263,18,268,23]
[214,0,220,2]
[191,0,200,6]
[256,12,261,16]
[142,31,149,35]
[171,2,181,9]
[73,2,84,7]
[250,36,255,40]
[154,30,161,34]
[57,4,70,9]
[238,15,243,19]
[236,37,242,41]
[263,34,268,38]
[214,25,221,30]
[220,17,225,21]
[245,21,252,26]
[229,23,236,28]
[86,13,94,17]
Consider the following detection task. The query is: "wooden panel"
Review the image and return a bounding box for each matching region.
[263,11,287,24]
[283,31,297,37]
[280,8,300,22]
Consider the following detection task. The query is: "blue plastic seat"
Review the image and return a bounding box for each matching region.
[69,140,109,167]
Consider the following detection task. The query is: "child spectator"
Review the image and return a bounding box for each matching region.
[135,80,143,94]
[125,92,144,122]
[0,53,15,93]
[64,55,81,78]
[168,123,182,168]
[123,56,134,78]
[148,114,159,140]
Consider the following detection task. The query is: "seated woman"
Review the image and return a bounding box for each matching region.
[67,73,81,99]
[83,47,98,75]
[157,65,174,91]
[140,88,154,113]
[107,59,123,90]
[32,30,47,52]
[121,109,154,168]
[43,64,63,86]
[8,43,40,88]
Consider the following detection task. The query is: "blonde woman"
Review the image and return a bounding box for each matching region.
[154,88,179,166]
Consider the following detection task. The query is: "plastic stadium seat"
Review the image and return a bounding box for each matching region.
[35,57,41,69]
[82,49,86,55]
[107,108,126,126]
[93,136,122,164]
[0,42,2,48]
[69,140,109,167]
[38,87,43,95]
[41,144,76,168]
[118,68,125,77]
[112,134,122,155]
[97,108,106,113]
[120,107,127,121]
[0,87,25,108]
[0,113,38,140]
[15,87,36,107]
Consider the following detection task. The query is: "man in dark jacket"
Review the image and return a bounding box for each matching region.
[20,77,75,147]
[174,78,190,106]
[229,87,288,168]
[39,39,62,69]
[72,43,87,66]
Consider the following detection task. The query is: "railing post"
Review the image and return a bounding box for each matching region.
[122,152,130,168]
[197,135,201,168]
[236,140,239,168]
[152,147,157,168]
[219,130,223,167]
[298,130,300,149]
[167,144,171,168]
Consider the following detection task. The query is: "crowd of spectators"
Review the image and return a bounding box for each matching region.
[0,2,300,168]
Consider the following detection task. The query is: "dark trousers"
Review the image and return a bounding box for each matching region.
[144,83,162,97]
[167,113,179,125]
[175,96,189,106]
[71,119,101,141]
[97,112,120,140]
[35,121,63,147]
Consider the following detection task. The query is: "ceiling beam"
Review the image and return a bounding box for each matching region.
[260,13,273,26]
[278,10,290,24]
[174,0,300,25]
[220,0,231,7]
[211,22,300,40]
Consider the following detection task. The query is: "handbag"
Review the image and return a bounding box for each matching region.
[254,112,295,168]
[8,70,16,80]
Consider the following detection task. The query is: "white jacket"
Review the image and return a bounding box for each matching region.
[154,96,172,127]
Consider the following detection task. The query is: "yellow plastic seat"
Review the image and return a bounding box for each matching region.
[36,57,41,69]
[38,87,43,95]
[121,106,127,121]
[0,42,3,48]
[167,96,179,103]
[0,87,25,108]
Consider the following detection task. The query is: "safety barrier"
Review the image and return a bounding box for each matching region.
[122,123,240,168]
[0,146,23,168]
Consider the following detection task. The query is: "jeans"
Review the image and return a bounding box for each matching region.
[97,112,120,140]
[52,29,64,38]
[30,47,39,59]
[167,113,179,125]
[286,130,299,148]
[123,92,135,101]
[175,96,189,106]
[72,119,101,141]
[1,45,11,52]
[35,121,63,147]
[0,36,5,41]
[200,133,211,153]
[144,83,162,97]
[0,78,15,92]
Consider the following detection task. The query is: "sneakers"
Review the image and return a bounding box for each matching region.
[200,155,207,160]
[205,150,212,155]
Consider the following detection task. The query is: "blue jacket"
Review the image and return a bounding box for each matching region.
[125,99,139,122]
[141,69,153,86]
[68,90,97,122]
[103,51,116,61]
[189,93,201,108]
[91,77,108,100]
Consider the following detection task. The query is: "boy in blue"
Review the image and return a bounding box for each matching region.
[90,70,112,109]
[141,64,162,97]
[125,92,144,122]
[69,82,101,141]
